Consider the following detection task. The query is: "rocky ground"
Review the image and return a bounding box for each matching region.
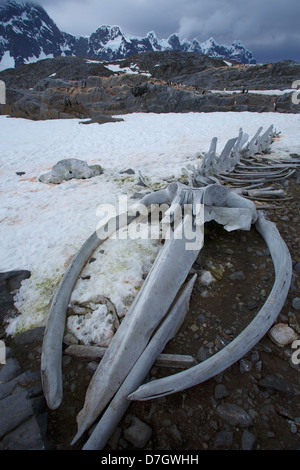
[0,169,299,451]
[0,53,300,121]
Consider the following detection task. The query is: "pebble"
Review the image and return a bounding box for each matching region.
[120,168,135,175]
[258,375,292,394]
[210,420,218,431]
[196,346,210,362]
[216,403,253,427]
[169,424,182,445]
[214,384,229,399]
[294,262,300,273]
[268,323,298,347]
[124,417,152,448]
[247,301,258,311]
[239,359,252,373]
[229,271,246,281]
[288,312,300,334]
[242,429,256,450]
[290,423,297,434]
[213,430,233,449]
[292,297,300,310]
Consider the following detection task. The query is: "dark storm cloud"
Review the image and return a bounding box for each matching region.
[34,0,300,62]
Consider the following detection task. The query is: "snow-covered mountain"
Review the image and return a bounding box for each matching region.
[0,0,256,71]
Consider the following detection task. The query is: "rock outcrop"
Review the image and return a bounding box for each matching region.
[0,54,299,121]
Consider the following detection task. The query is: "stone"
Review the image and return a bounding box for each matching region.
[169,424,182,445]
[213,430,233,448]
[0,358,22,384]
[294,262,300,273]
[290,423,297,434]
[13,326,44,345]
[81,113,124,125]
[120,168,135,175]
[247,301,258,311]
[216,403,253,427]
[258,375,292,394]
[0,391,34,439]
[242,429,256,450]
[1,416,45,450]
[0,270,31,337]
[239,359,253,373]
[229,271,246,281]
[124,417,152,448]
[214,384,229,399]
[268,323,298,347]
[288,312,300,334]
[196,346,210,362]
[0,371,29,400]
[292,298,300,310]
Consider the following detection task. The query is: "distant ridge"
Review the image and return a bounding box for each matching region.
[0,0,256,70]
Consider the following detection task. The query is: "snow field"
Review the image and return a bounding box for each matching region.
[0,111,299,340]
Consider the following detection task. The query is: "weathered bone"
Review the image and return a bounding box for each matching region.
[39,122,298,450]
[188,125,280,187]
[81,275,197,450]
[72,183,260,444]
[41,211,138,410]
[41,181,246,412]
[64,344,196,368]
[128,211,292,401]
[72,213,201,444]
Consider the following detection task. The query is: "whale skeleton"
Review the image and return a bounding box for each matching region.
[40,125,297,449]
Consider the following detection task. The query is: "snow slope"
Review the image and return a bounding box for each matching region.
[0,112,299,339]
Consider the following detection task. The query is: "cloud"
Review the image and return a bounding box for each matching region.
[33,0,300,62]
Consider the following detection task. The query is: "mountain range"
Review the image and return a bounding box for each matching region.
[0,0,256,71]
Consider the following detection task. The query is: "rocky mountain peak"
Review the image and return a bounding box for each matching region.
[0,0,257,71]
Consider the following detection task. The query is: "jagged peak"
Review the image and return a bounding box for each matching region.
[192,38,201,45]
[167,32,180,41]
[0,0,256,67]
[147,31,158,39]
[0,0,36,9]
[94,24,122,36]
[232,39,244,48]
[202,36,217,46]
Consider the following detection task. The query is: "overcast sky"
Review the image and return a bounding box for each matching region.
[35,0,300,63]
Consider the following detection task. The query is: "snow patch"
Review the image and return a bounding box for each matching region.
[0,50,15,71]
[104,63,151,76]
[1,112,299,338]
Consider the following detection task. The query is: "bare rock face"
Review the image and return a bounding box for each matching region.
[39,158,102,184]
[1,53,300,121]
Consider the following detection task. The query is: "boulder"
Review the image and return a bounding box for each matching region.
[80,112,124,125]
